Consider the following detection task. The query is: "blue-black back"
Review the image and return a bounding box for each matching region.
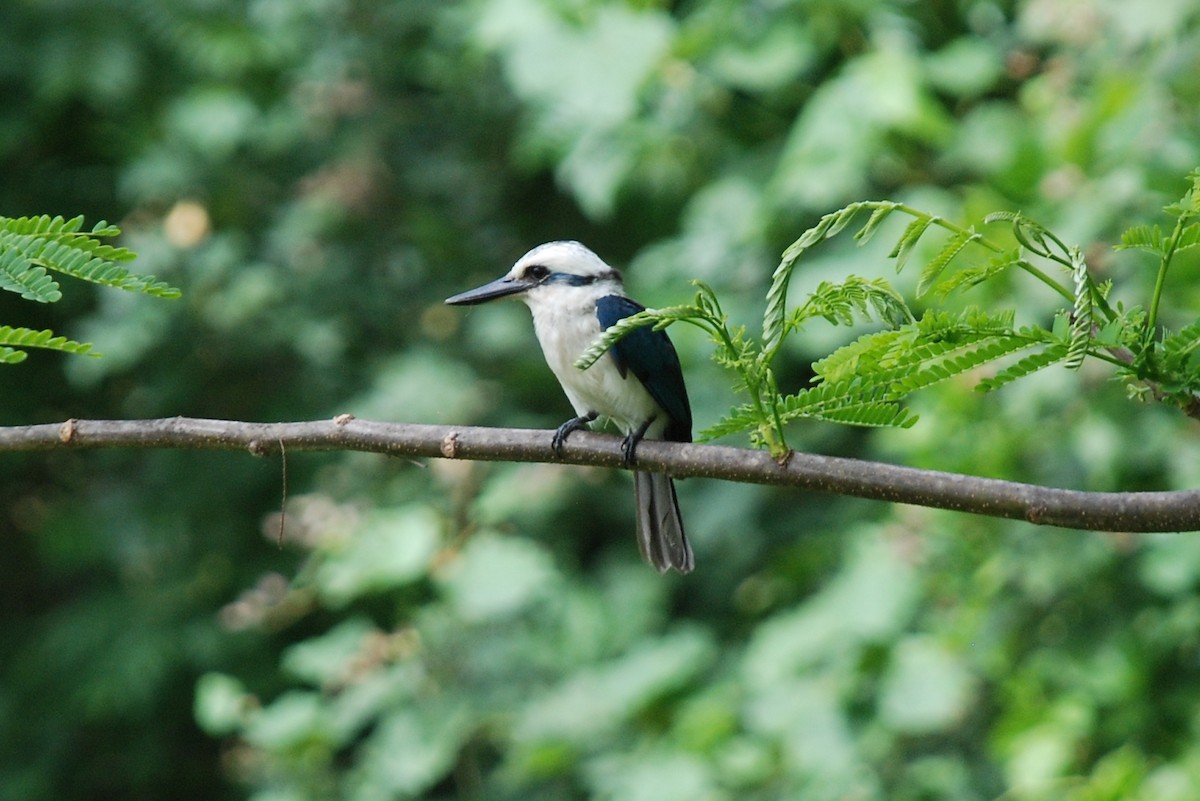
[595,295,692,443]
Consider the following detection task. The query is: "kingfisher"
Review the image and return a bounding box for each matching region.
[445,241,694,574]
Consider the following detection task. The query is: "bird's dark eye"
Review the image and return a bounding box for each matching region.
[526,264,550,281]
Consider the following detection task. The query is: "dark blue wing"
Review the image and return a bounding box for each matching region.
[596,294,692,442]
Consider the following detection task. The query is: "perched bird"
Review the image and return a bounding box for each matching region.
[445,241,694,573]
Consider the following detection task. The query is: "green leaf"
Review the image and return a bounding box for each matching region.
[890,334,1033,396]
[314,505,440,606]
[852,201,901,246]
[0,234,63,302]
[777,377,918,429]
[585,751,716,801]
[244,691,329,751]
[1162,319,1200,367]
[976,343,1069,392]
[353,703,473,796]
[743,531,918,681]
[765,201,937,348]
[37,238,179,296]
[889,214,934,273]
[879,636,973,734]
[1122,221,1200,258]
[436,532,557,622]
[811,328,908,384]
[933,249,1024,297]
[1175,225,1200,254]
[0,325,95,364]
[986,210,1070,262]
[813,308,1016,384]
[514,628,715,744]
[802,398,917,428]
[1165,170,1200,218]
[697,404,764,442]
[0,214,84,236]
[789,275,913,331]
[800,308,1034,424]
[765,201,877,348]
[0,346,28,364]
[1115,224,1164,254]
[0,214,179,300]
[282,618,378,686]
[917,227,980,297]
[822,202,868,240]
[194,673,253,736]
[1065,246,1093,369]
[1139,533,1200,596]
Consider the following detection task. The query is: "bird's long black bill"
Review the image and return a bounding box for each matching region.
[634,471,694,574]
[445,276,534,305]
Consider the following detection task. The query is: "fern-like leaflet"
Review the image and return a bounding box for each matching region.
[576,171,1200,457]
[917,227,980,297]
[0,215,179,299]
[889,214,936,274]
[804,308,1040,421]
[1064,246,1094,369]
[976,342,1069,392]
[1161,320,1200,373]
[1,214,180,366]
[786,276,913,332]
[0,325,96,364]
[932,249,1024,298]
[764,201,882,352]
[776,377,916,429]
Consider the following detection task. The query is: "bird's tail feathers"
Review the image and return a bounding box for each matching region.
[633,471,694,574]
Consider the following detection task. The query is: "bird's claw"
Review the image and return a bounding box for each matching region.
[620,433,639,467]
[552,413,596,457]
[620,416,655,468]
[551,425,571,457]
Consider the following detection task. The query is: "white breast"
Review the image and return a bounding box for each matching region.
[525,288,662,436]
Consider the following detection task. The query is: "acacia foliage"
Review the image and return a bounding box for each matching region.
[0,215,178,362]
[585,180,1200,459]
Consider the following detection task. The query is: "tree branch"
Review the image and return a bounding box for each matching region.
[2,415,1198,532]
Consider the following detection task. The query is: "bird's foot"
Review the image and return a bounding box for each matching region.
[620,417,655,468]
[552,412,597,457]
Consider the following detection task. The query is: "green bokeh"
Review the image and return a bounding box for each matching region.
[4,0,1200,799]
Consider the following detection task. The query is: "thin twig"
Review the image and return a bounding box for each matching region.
[276,438,287,547]
[5,415,1200,532]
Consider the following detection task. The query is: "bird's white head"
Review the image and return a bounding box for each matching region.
[444,241,623,310]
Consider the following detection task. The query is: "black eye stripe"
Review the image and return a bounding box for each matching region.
[550,272,596,286]
[523,268,620,286]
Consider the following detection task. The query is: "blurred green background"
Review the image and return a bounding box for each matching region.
[4,0,1200,799]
